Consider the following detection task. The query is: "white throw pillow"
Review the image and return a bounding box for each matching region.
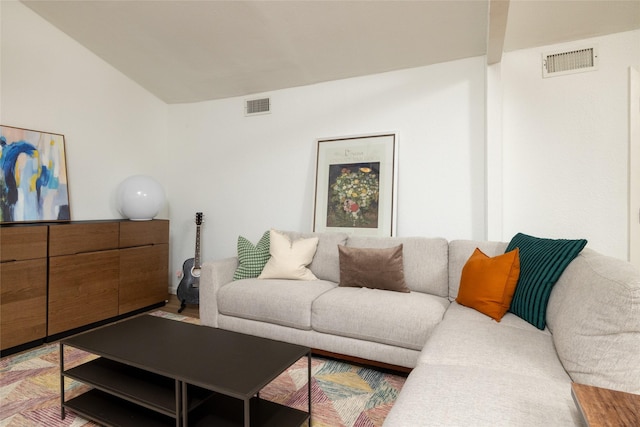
[258,230,319,280]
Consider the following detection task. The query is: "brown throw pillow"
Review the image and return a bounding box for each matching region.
[338,244,409,293]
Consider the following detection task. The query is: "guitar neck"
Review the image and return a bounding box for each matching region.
[194,224,201,269]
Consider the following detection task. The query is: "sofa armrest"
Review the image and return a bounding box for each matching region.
[199,257,238,328]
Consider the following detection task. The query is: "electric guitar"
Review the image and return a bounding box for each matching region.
[177,212,202,313]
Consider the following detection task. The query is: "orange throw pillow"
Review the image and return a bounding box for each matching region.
[456,248,520,322]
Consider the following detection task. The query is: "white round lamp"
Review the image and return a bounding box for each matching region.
[116,175,165,220]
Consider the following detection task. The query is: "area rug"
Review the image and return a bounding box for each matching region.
[1,311,406,426]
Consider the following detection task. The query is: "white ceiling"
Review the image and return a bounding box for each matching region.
[21,0,640,104]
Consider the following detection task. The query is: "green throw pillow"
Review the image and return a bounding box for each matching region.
[232,231,271,280]
[506,233,587,330]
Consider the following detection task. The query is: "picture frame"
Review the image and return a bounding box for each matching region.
[313,133,397,237]
[0,125,71,223]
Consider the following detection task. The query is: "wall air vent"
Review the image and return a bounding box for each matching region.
[245,97,271,116]
[543,46,598,78]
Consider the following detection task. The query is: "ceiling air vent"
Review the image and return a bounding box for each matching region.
[542,46,598,78]
[245,97,271,116]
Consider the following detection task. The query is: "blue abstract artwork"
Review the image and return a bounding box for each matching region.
[0,126,70,223]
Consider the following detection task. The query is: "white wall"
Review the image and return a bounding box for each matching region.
[1,0,486,293]
[486,62,504,241]
[4,0,636,293]
[0,1,169,221]
[500,30,640,259]
[168,58,487,287]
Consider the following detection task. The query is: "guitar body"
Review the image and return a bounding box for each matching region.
[176,212,203,313]
[177,257,200,305]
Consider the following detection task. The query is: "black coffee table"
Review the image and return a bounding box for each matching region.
[60,314,311,426]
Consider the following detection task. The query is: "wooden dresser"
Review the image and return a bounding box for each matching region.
[1,219,169,354]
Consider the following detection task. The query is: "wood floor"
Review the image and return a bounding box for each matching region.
[161,294,200,319]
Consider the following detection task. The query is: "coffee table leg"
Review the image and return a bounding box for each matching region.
[181,381,187,427]
[244,398,250,427]
[59,342,65,420]
[307,351,312,426]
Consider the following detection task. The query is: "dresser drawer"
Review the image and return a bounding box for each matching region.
[49,222,119,256]
[0,226,48,261]
[119,220,169,248]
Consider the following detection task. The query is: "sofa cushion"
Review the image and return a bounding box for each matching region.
[441,299,541,333]
[338,244,409,292]
[259,230,318,280]
[346,236,449,296]
[311,287,449,350]
[448,240,509,300]
[280,230,348,282]
[456,248,520,321]
[218,279,336,329]
[383,364,580,427]
[403,302,578,426]
[232,231,270,280]
[419,302,568,381]
[546,249,640,394]
[505,232,587,330]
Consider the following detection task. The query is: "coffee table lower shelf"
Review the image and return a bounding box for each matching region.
[65,389,177,427]
[62,353,309,427]
[64,388,309,427]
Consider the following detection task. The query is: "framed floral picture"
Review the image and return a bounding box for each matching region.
[0,125,71,223]
[313,133,397,236]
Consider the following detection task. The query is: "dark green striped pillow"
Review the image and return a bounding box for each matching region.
[506,233,587,329]
[233,231,271,280]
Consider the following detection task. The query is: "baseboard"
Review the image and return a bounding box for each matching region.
[1,338,46,358]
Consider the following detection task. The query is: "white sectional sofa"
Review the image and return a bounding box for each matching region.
[199,231,640,426]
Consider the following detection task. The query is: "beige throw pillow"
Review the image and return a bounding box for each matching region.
[338,244,409,292]
[258,230,319,280]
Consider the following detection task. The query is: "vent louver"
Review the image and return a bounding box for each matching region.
[245,97,271,116]
[543,47,598,78]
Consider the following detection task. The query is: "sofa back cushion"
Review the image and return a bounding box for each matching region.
[448,240,509,300]
[346,236,449,296]
[546,248,640,394]
[279,231,348,283]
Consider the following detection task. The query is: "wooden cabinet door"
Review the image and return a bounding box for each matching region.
[1,226,48,350]
[119,244,169,314]
[0,258,47,350]
[48,251,119,335]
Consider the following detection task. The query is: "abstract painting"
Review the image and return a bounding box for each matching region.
[0,125,70,223]
[314,133,397,237]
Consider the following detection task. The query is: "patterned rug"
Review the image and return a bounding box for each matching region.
[1,311,406,426]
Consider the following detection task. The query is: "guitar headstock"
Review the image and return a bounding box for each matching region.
[195,212,203,226]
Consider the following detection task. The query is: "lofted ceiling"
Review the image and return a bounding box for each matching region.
[20,0,640,104]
